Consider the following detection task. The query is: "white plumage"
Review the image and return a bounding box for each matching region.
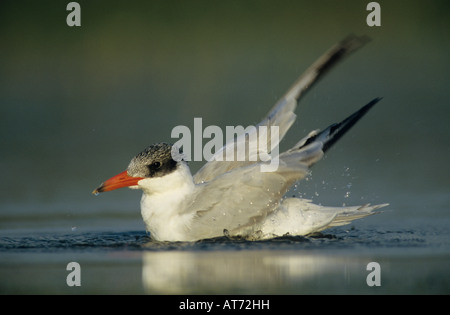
[93,35,388,241]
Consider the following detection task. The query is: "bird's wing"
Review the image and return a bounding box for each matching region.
[193,34,370,184]
[184,144,326,240]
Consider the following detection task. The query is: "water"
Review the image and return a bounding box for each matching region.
[1,0,449,295]
[1,211,449,294]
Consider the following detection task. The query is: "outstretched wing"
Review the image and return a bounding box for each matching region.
[193,34,370,184]
[185,96,382,241]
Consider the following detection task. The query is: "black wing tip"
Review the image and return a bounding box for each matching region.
[314,35,372,80]
[349,97,382,122]
[341,34,372,47]
[364,97,383,110]
[321,97,382,152]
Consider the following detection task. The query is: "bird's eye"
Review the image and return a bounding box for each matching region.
[146,161,162,177]
[151,161,161,169]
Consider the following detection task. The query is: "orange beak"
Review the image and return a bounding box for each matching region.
[92,170,144,195]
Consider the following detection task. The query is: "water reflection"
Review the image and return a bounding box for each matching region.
[142,250,366,294]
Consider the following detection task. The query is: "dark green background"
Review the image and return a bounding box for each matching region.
[1,1,448,205]
[1,0,449,294]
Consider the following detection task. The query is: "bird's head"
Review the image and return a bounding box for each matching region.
[92,143,183,195]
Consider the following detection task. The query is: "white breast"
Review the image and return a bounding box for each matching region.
[138,162,196,241]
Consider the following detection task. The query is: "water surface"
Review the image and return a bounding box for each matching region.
[1,208,449,294]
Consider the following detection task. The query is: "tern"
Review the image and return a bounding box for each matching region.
[93,35,388,242]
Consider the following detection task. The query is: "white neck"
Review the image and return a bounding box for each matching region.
[138,162,196,241]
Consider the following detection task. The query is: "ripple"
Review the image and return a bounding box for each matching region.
[0,226,446,254]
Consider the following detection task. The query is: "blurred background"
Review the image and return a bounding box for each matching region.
[0,0,449,294]
[1,0,448,228]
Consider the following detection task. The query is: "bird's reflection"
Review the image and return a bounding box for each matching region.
[142,250,364,294]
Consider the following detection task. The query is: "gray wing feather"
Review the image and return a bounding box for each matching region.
[186,159,310,240]
[193,35,369,184]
